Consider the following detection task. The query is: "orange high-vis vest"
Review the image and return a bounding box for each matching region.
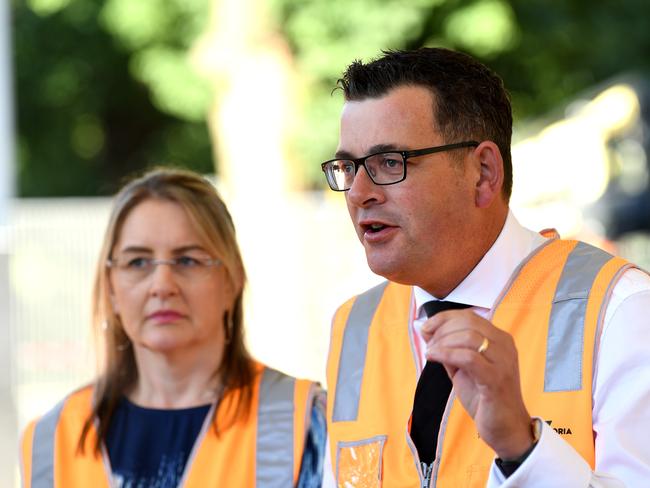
[21,365,318,488]
[326,239,633,488]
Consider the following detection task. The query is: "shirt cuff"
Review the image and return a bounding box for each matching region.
[487,418,592,488]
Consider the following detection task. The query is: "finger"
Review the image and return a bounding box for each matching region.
[424,313,493,349]
[427,333,491,367]
[421,309,478,341]
[420,313,447,343]
[427,345,497,384]
[441,362,458,380]
[427,329,496,364]
[433,327,486,348]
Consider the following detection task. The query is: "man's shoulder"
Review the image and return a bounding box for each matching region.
[555,238,650,307]
[610,266,650,301]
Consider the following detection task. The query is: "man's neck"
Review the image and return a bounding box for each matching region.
[414,209,547,312]
[422,208,508,298]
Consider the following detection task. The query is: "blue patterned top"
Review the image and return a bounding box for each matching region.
[105,394,327,487]
[106,398,210,488]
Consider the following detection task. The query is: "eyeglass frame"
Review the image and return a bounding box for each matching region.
[106,256,222,282]
[321,140,480,191]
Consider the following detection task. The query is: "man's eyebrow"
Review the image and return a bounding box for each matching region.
[334,144,401,160]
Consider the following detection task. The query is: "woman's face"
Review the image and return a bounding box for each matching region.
[109,198,233,358]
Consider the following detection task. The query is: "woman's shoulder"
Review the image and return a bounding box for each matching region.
[22,384,95,435]
[20,384,96,466]
[254,362,325,407]
[255,362,321,388]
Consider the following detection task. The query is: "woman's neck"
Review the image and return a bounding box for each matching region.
[128,344,224,409]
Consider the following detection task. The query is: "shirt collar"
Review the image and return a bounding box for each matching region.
[414,210,547,319]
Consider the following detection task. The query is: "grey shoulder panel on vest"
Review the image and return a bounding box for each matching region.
[332,281,389,422]
[31,376,305,488]
[31,398,66,488]
[256,367,298,487]
[545,241,614,392]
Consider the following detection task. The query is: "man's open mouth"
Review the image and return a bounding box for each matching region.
[367,223,387,233]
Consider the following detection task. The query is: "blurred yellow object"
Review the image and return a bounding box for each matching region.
[511,83,643,240]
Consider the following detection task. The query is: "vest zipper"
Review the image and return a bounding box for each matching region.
[409,292,436,488]
[421,462,434,488]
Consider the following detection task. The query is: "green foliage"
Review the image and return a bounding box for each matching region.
[13,0,212,196]
[100,0,173,50]
[443,0,519,57]
[270,0,650,187]
[270,0,445,187]
[130,47,212,122]
[13,0,650,194]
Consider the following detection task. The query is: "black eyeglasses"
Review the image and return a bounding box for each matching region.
[321,141,479,191]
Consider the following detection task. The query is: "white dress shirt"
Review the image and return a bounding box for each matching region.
[324,211,650,487]
[412,211,650,487]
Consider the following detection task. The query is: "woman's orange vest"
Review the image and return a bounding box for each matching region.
[21,365,318,488]
[327,239,632,487]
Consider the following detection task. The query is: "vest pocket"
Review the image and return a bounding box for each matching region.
[336,435,387,488]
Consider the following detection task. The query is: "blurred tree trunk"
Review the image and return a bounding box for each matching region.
[192,0,323,378]
[195,0,302,199]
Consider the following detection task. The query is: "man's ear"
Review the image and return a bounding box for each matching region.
[474,141,504,208]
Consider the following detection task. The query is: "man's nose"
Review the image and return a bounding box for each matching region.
[346,165,383,207]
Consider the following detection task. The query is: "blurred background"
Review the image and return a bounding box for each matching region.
[2,0,650,485]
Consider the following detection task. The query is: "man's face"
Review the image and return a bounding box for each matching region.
[337,85,480,296]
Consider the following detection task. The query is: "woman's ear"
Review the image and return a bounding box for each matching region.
[107,276,119,314]
[109,293,119,314]
[227,263,245,303]
[219,273,236,313]
[474,141,505,208]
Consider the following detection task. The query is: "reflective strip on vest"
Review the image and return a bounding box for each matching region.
[545,242,613,392]
[333,243,615,404]
[31,399,66,488]
[256,368,296,487]
[30,369,300,488]
[332,281,389,422]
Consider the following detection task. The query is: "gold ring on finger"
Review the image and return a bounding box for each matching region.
[477,336,489,354]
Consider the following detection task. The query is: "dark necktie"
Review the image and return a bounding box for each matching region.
[410,300,471,466]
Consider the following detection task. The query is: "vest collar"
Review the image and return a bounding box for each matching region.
[413,210,547,318]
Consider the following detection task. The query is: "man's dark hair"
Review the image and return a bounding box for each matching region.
[337,47,513,200]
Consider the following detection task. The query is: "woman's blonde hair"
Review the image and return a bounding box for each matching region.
[80,167,255,453]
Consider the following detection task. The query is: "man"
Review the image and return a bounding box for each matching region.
[322,47,650,487]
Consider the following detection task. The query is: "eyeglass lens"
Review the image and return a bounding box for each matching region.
[328,152,405,190]
[110,257,216,283]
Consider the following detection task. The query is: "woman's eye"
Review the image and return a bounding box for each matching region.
[177,256,200,267]
[126,257,150,269]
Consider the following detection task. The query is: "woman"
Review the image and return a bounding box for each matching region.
[20,168,326,487]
